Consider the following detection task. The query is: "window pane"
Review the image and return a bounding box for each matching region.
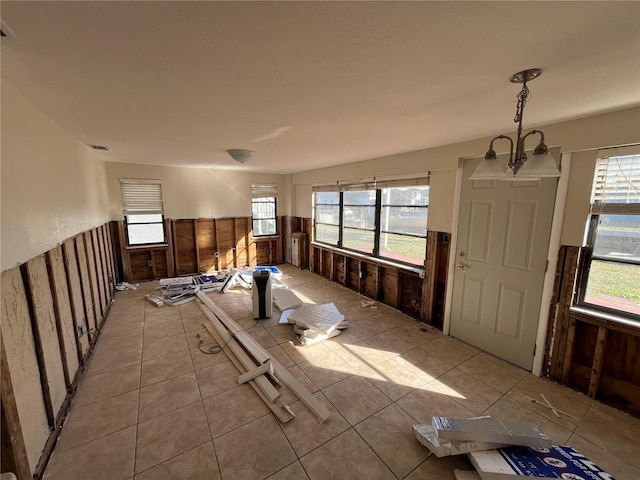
[379,233,426,266]
[253,219,277,236]
[343,228,374,254]
[126,214,163,224]
[343,190,375,205]
[381,206,427,236]
[315,192,340,204]
[343,205,375,229]
[382,186,429,206]
[316,224,339,245]
[593,214,640,261]
[585,260,640,315]
[315,205,340,225]
[127,223,165,244]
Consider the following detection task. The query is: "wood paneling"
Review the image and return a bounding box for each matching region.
[173,219,198,275]
[62,239,90,357]
[24,256,67,421]
[130,250,153,282]
[196,218,217,272]
[82,232,102,328]
[1,268,50,475]
[544,244,640,418]
[47,246,80,386]
[216,218,236,270]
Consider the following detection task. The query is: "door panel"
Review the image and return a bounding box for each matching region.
[450,151,559,370]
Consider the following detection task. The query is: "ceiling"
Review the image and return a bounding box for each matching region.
[1,2,639,174]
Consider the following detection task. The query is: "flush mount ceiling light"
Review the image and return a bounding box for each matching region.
[469,69,561,180]
[227,149,255,164]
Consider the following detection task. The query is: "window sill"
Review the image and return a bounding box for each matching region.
[254,235,280,241]
[569,306,640,334]
[126,244,169,250]
[310,242,425,275]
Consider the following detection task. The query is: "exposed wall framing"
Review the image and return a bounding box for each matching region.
[544,245,640,418]
[116,216,299,283]
[309,230,450,324]
[1,223,116,479]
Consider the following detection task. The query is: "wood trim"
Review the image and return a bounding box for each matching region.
[201,321,293,424]
[197,291,330,422]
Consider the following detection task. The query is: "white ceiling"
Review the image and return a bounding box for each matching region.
[1,1,639,174]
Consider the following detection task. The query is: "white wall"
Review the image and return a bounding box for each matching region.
[1,80,111,271]
[104,162,287,220]
[291,107,640,237]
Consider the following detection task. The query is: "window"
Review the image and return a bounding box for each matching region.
[120,179,166,246]
[578,146,640,318]
[312,177,429,267]
[252,183,278,237]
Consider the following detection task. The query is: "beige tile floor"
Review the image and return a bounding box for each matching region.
[44,266,640,480]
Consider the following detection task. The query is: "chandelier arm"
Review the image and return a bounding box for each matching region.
[486,135,513,161]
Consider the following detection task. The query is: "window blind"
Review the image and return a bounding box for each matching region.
[120,179,164,215]
[251,183,278,198]
[591,146,640,214]
[312,176,429,192]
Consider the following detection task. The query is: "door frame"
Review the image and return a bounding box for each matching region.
[443,152,572,375]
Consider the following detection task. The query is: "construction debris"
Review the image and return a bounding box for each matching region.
[467,445,617,479]
[432,416,552,448]
[413,415,616,479]
[145,294,164,307]
[412,424,508,458]
[519,394,578,420]
[288,302,345,345]
[115,282,138,290]
[273,287,303,311]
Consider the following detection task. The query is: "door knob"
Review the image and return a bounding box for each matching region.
[458,250,466,257]
[456,263,468,272]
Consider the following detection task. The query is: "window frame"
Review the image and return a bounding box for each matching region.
[576,147,640,320]
[312,178,430,268]
[251,196,278,237]
[251,183,279,237]
[120,179,166,247]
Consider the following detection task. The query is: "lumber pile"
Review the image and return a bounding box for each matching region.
[196,290,331,425]
[413,416,616,479]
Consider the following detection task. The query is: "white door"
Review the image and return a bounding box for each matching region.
[450,152,559,370]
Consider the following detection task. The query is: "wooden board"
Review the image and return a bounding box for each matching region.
[173,219,198,275]
[215,218,236,270]
[47,246,80,384]
[102,224,116,294]
[24,256,68,419]
[399,271,421,318]
[129,250,153,282]
[380,267,399,307]
[152,250,169,278]
[83,232,103,327]
[89,230,106,318]
[62,239,90,356]
[234,218,249,267]
[1,267,50,474]
[96,226,111,304]
[196,218,217,272]
[74,234,97,338]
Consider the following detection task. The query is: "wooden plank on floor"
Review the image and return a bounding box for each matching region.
[23,256,68,421]
[198,291,330,423]
[47,246,80,386]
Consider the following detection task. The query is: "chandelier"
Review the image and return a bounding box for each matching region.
[469,69,561,180]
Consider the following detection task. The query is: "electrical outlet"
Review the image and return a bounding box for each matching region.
[214,251,219,258]
[147,260,153,267]
[76,325,85,338]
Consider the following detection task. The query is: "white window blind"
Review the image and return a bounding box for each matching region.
[591,146,640,214]
[251,183,278,198]
[120,179,164,215]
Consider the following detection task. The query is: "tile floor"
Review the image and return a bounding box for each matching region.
[43,266,640,480]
